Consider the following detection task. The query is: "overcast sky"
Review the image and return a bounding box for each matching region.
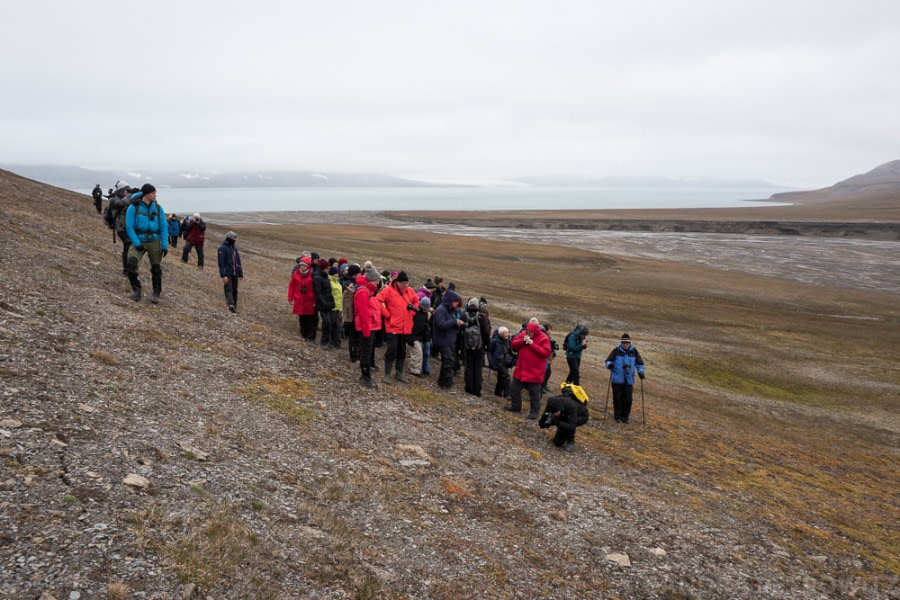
[1,1,897,187]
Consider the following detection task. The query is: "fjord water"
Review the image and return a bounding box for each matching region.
[131,186,790,214]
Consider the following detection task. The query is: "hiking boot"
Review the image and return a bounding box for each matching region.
[503,406,521,413]
[394,369,409,384]
[526,412,538,420]
[383,373,392,384]
[228,305,236,313]
[130,288,142,302]
[150,292,160,304]
[564,441,576,452]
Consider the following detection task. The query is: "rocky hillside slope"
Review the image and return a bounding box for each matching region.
[771,159,900,206]
[0,170,895,599]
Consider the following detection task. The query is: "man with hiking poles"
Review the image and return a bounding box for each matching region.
[605,333,645,424]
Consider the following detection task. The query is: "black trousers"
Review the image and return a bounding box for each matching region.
[346,325,360,361]
[298,314,317,340]
[437,345,455,388]
[464,349,484,396]
[612,383,634,421]
[494,365,510,398]
[552,413,589,445]
[169,234,179,248]
[359,333,376,376]
[224,276,239,308]
[320,311,341,347]
[181,242,204,267]
[565,357,581,385]
[509,378,542,415]
[384,333,408,371]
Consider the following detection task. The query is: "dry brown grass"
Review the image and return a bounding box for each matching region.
[105,581,131,600]
[235,376,316,426]
[90,350,119,365]
[125,502,279,597]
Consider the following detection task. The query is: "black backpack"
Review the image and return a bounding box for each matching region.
[464,314,482,351]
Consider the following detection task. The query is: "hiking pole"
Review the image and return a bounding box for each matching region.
[640,376,646,429]
[603,372,612,422]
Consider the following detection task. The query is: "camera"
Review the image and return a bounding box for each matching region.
[407,303,416,311]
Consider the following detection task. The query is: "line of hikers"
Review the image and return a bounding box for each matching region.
[288,253,647,449]
[100,181,242,311]
[93,183,645,451]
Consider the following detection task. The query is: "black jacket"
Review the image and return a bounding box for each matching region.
[313,268,335,312]
[411,309,430,343]
[540,393,589,435]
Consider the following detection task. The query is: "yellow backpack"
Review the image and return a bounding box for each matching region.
[559,382,589,404]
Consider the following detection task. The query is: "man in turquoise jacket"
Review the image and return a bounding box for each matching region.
[125,184,168,304]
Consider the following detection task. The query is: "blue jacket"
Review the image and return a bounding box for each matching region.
[217,240,243,278]
[605,344,644,385]
[431,289,461,348]
[167,217,181,237]
[125,194,168,250]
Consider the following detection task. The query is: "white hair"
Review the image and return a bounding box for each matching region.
[528,317,540,325]
[498,326,509,335]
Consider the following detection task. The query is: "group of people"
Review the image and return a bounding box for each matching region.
[286,251,647,449]
[99,182,243,311]
[93,184,646,450]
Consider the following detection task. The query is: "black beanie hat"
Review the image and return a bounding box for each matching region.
[140,183,156,195]
[347,263,361,277]
[621,333,631,342]
[395,271,409,283]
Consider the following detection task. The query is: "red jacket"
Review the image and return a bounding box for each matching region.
[377,282,419,334]
[353,276,382,337]
[511,322,552,383]
[183,219,206,245]
[288,260,316,316]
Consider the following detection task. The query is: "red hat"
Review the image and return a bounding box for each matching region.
[338,257,348,265]
[318,259,329,271]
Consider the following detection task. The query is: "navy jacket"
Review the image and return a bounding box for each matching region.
[217,241,243,278]
[431,289,461,348]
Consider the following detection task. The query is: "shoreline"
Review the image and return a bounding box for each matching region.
[199,208,900,240]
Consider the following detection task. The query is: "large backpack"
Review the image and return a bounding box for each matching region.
[564,331,578,353]
[103,203,117,230]
[464,314,482,351]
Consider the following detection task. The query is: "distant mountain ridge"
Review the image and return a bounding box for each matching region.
[0,165,452,190]
[511,175,782,188]
[771,159,900,204]
[3,164,784,191]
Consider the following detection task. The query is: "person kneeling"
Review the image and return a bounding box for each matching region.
[539,383,589,452]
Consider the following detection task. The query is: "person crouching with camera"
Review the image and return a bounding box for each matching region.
[539,383,590,452]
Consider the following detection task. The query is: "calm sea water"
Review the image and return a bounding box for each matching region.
[88,186,792,214]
